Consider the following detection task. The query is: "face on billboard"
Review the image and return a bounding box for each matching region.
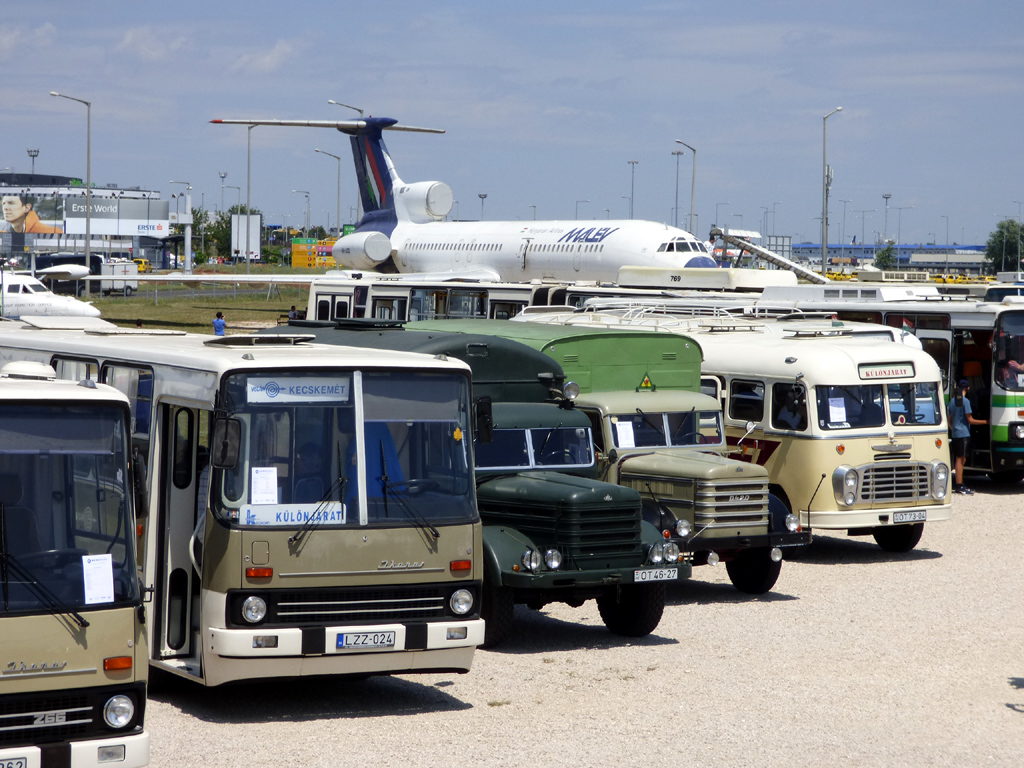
[1,194,63,233]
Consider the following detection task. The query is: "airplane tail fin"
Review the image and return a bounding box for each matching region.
[347,117,402,216]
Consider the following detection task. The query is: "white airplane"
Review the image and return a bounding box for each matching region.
[0,266,101,319]
[210,116,718,282]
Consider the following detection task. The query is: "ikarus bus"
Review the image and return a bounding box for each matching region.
[516,309,952,552]
[0,318,484,686]
[0,360,148,767]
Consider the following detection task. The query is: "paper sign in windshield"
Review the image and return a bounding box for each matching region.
[251,467,278,504]
[828,397,847,424]
[615,421,636,448]
[82,554,114,604]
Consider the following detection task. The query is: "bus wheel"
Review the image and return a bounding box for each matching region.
[873,523,924,552]
[993,470,1024,484]
[726,548,782,594]
[597,584,665,637]
[481,583,514,649]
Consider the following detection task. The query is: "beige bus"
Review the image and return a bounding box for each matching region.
[0,318,484,686]
[519,310,952,552]
[0,361,148,767]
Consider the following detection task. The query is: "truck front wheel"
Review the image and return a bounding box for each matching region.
[597,584,665,637]
[481,583,515,649]
[872,522,924,552]
[726,548,782,594]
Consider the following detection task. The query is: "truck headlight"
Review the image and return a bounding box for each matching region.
[674,519,692,537]
[242,595,267,624]
[562,381,580,401]
[450,588,474,615]
[544,549,562,569]
[663,542,680,563]
[103,694,134,729]
[647,542,665,565]
[521,549,541,572]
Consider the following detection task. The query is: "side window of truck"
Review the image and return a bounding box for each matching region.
[582,409,605,452]
[729,379,765,423]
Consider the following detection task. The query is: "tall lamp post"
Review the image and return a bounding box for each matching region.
[671,149,684,228]
[218,172,227,211]
[169,181,193,273]
[530,204,536,220]
[328,100,365,221]
[882,193,892,242]
[821,106,843,270]
[27,149,39,175]
[292,191,310,237]
[839,199,852,264]
[50,91,91,270]
[715,202,730,228]
[854,209,875,251]
[575,199,589,219]
[675,140,696,234]
[941,215,950,273]
[478,194,487,221]
[315,148,343,237]
[627,160,638,219]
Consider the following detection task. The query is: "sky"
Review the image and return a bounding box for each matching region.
[3,1,1023,246]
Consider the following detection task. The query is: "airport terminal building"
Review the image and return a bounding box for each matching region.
[0,172,172,269]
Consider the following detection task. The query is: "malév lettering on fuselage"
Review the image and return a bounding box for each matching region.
[210,116,718,282]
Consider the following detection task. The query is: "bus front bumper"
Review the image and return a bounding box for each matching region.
[0,731,149,768]
[804,501,952,530]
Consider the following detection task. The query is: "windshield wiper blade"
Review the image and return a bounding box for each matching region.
[3,553,90,628]
[534,423,563,463]
[635,407,665,436]
[383,483,440,539]
[290,443,346,544]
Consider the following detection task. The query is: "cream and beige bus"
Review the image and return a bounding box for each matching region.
[0,360,148,767]
[0,318,484,686]
[518,310,952,552]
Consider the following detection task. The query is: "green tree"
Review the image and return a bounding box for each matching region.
[873,241,897,270]
[985,219,1022,275]
[206,204,262,261]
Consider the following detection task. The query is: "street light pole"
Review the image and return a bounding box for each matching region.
[675,141,696,234]
[27,149,39,175]
[715,202,730,228]
[822,106,843,270]
[575,199,589,219]
[941,214,949,272]
[530,205,536,220]
[50,91,91,271]
[627,160,638,219]
[328,100,365,221]
[292,191,310,237]
[315,148,343,237]
[218,172,227,211]
[478,194,487,221]
[854,209,875,250]
[671,150,684,228]
[839,199,852,264]
[882,193,892,242]
[169,181,193,273]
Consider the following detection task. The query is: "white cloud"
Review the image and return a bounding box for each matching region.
[229,40,295,75]
[116,26,189,61]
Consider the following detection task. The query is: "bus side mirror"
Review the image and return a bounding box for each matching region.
[211,417,242,468]
[475,397,494,444]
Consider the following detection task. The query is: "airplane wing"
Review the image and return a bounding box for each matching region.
[21,265,92,281]
[82,268,502,285]
[210,119,444,135]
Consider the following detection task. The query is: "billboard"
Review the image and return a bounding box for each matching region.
[1,193,64,233]
[64,198,170,237]
[231,213,263,261]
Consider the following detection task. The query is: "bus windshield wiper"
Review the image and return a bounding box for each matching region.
[2,551,90,628]
[290,444,346,544]
[380,440,439,539]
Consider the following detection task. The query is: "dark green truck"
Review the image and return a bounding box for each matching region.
[262,321,686,646]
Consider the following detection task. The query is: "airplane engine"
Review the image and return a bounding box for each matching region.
[395,181,453,223]
[331,231,393,270]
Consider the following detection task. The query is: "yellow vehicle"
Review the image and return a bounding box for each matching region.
[0,319,484,686]
[0,361,148,767]
[132,258,151,273]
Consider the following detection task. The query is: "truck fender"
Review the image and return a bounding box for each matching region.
[639,519,663,548]
[481,525,537,586]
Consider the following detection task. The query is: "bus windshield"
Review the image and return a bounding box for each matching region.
[887,382,943,426]
[0,405,138,616]
[217,370,476,528]
[994,312,1024,391]
[815,385,886,430]
[610,410,725,448]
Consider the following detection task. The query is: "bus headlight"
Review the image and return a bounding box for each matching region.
[832,466,859,507]
[932,461,950,500]
[242,596,268,624]
[521,549,541,572]
[544,549,562,570]
[675,519,692,537]
[102,695,135,729]
[1015,425,1024,440]
[450,588,474,615]
[663,542,680,563]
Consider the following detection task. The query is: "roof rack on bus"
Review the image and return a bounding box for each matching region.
[203,334,316,346]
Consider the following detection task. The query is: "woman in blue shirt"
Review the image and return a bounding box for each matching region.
[212,311,226,336]
[947,379,987,495]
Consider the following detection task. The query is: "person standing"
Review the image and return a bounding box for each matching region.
[947,378,987,495]
[212,311,226,336]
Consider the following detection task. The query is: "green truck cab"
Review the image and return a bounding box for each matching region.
[261,321,685,647]
[409,319,811,594]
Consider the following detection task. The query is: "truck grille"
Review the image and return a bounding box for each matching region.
[694,478,770,529]
[0,684,144,747]
[227,583,478,627]
[860,463,930,501]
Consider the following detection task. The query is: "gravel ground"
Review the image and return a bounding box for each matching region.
[147,477,1024,767]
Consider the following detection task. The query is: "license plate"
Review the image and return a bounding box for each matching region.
[893,511,926,523]
[337,631,396,650]
[634,567,678,582]
[0,759,28,768]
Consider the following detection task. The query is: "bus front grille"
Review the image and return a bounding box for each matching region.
[861,463,930,501]
[0,684,144,747]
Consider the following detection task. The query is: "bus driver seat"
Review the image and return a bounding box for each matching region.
[0,474,41,553]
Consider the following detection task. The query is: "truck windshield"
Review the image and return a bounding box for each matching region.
[217,370,476,527]
[0,405,138,616]
[887,382,942,426]
[814,385,886,430]
[475,427,595,470]
[609,411,724,448]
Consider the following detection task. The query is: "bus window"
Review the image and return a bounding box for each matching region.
[994,313,1024,391]
[52,356,98,382]
[815,384,884,429]
[334,299,349,319]
[373,297,407,320]
[887,382,942,426]
[103,365,154,438]
[490,301,526,320]
[772,383,807,431]
[729,379,765,423]
[316,297,331,321]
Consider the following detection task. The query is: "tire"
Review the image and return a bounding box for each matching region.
[873,522,924,553]
[726,548,782,594]
[993,470,1024,485]
[124,286,133,297]
[481,582,515,649]
[597,584,665,637]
